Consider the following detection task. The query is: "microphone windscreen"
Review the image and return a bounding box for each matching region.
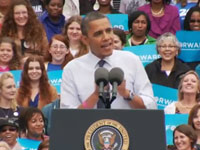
[95,67,109,86]
[109,67,124,85]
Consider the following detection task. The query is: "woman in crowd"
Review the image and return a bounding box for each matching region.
[0,72,22,119]
[184,6,200,31]
[1,0,48,57]
[138,0,181,39]
[16,55,58,109]
[0,0,11,32]
[119,0,146,15]
[95,0,120,14]
[188,104,200,148]
[18,107,48,141]
[113,28,126,50]
[39,0,65,41]
[125,11,156,47]
[165,71,200,114]
[145,32,190,89]
[45,34,73,71]
[184,6,200,70]
[0,37,21,72]
[173,124,197,150]
[63,15,88,58]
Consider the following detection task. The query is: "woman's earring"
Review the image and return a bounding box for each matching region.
[93,1,100,11]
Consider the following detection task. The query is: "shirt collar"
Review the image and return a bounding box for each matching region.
[87,51,112,69]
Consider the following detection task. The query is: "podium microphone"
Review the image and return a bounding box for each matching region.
[95,67,109,98]
[109,67,124,100]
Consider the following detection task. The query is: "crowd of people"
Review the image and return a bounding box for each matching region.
[0,0,200,149]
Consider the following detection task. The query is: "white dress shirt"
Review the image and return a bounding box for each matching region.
[61,50,157,109]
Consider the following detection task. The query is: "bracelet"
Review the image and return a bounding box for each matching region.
[82,101,88,108]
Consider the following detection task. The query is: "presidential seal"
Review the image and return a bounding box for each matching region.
[84,119,129,150]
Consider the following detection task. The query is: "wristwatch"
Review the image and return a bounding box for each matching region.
[124,91,135,101]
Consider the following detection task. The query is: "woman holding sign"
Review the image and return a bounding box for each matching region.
[16,55,58,109]
[188,104,200,148]
[45,34,73,71]
[145,32,190,89]
[125,11,156,46]
[173,124,197,150]
[18,107,48,144]
[165,70,200,114]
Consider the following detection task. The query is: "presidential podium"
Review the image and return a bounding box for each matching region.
[50,109,166,150]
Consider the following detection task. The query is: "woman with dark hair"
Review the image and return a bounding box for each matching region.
[1,0,48,57]
[63,15,88,58]
[184,6,200,31]
[165,71,200,114]
[145,32,190,89]
[173,124,197,150]
[0,37,21,72]
[39,0,65,41]
[16,55,58,109]
[45,34,73,71]
[125,10,156,46]
[138,0,181,39]
[18,107,48,141]
[113,28,126,50]
[188,104,200,147]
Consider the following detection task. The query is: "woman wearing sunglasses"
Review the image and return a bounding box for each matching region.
[0,118,22,150]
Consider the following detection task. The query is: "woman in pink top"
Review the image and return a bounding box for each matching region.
[138,0,181,39]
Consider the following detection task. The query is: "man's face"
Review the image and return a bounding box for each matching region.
[84,18,114,59]
[0,125,18,147]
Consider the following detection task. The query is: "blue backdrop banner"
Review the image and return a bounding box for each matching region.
[152,84,178,110]
[165,114,189,145]
[123,44,160,66]
[106,14,128,31]
[176,31,200,62]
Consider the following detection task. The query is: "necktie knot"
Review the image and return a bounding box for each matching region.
[98,59,106,67]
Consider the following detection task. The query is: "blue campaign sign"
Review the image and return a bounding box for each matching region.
[176,31,200,62]
[152,84,178,110]
[123,44,160,66]
[10,70,22,88]
[165,114,189,145]
[106,14,128,31]
[17,138,41,150]
[47,70,63,94]
[176,3,196,29]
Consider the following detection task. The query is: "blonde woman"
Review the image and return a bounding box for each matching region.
[0,72,23,119]
[165,71,200,114]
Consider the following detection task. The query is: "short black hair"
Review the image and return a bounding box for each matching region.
[184,6,200,30]
[18,107,45,132]
[128,11,151,35]
[81,11,109,36]
[45,0,65,6]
